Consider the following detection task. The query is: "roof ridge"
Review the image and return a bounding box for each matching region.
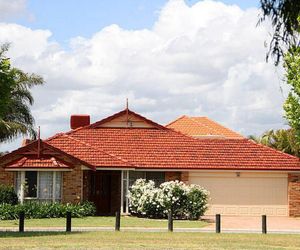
[63,134,137,167]
[199,117,244,138]
[165,115,187,127]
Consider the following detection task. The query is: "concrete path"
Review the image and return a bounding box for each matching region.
[202,215,300,232]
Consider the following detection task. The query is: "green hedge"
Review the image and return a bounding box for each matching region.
[0,185,18,205]
[0,201,96,220]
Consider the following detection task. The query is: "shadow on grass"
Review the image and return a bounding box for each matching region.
[0,231,83,238]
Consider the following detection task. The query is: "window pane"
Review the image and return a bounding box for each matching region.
[146,172,165,186]
[39,172,53,200]
[25,171,37,198]
[55,172,62,200]
[129,171,145,186]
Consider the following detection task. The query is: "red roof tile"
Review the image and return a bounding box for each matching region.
[2,109,300,171]
[166,115,244,139]
[6,156,70,169]
[47,125,300,171]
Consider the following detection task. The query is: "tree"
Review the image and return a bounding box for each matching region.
[0,43,44,143]
[249,129,300,156]
[259,0,300,65]
[283,47,300,143]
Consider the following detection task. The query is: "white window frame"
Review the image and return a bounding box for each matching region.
[17,171,62,203]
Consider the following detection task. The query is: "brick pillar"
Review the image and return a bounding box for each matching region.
[62,165,83,204]
[288,174,300,217]
[0,166,14,186]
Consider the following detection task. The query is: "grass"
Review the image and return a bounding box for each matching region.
[0,216,209,228]
[0,231,299,249]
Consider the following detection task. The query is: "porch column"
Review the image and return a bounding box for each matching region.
[120,170,129,214]
[20,171,25,204]
[125,170,129,214]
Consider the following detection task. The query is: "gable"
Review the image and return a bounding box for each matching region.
[0,139,95,170]
[89,109,166,129]
[99,113,156,128]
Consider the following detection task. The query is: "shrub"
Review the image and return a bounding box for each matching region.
[0,201,96,220]
[128,179,209,220]
[0,185,18,205]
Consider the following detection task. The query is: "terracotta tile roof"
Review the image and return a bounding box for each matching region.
[166,115,244,139]
[6,156,70,169]
[1,139,95,170]
[47,126,300,171]
[47,134,135,168]
[2,109,300,171]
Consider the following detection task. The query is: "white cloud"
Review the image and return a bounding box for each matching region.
[0,0,28,21]
[0,0,288,151]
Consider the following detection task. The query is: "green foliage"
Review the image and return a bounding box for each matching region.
[0,201,96,220]
[0,43,44,143]
[128,179,209,220]
[0,185,18,205]
[283,47,300,143]
[249,129,300,156]
[259,1,300,65]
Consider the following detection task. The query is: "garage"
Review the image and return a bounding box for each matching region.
[189,172,288,216]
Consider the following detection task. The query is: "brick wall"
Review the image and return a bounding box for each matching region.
[288,174,300,217]
[62,165,83,204]
[0,166,14,186]
[180,172,189,183]
[165,171,181,181]
[165,171,189,182]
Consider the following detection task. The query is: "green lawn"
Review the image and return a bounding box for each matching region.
[0,231,299,249]
[0,216,209,228]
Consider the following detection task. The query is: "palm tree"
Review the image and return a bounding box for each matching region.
[249,129,300,157]
[0,43,44,142]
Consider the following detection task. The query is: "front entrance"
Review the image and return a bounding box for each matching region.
[88,171,121,215]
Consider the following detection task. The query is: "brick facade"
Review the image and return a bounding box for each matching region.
[165,171,188,183]
[180,172,189,183]
[165,171,181,181]
[0,166,14,186]
[62,165,83,204]
[288,173,300,217]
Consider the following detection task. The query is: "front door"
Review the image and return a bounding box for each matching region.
[90,171,111,215]
[89,171,121,215]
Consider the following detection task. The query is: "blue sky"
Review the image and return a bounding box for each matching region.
[18,0,260,45]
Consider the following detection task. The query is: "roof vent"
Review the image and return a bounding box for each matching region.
[70,115,90,129]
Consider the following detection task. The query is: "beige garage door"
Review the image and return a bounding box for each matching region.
[189,172,288,216]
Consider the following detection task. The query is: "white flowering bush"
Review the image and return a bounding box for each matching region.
[128,179,209,220]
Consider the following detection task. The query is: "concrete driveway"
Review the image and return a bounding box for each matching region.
[202,215,300,232]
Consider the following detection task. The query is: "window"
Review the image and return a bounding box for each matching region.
[15,171,62,202]
[25,171,37,198]
[129,171,165,187]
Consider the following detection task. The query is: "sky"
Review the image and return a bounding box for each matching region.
[0,0,288,151]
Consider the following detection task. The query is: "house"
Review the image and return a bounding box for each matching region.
[1,109,300,217]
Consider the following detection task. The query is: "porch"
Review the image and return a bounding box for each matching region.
[82,170,169,215]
